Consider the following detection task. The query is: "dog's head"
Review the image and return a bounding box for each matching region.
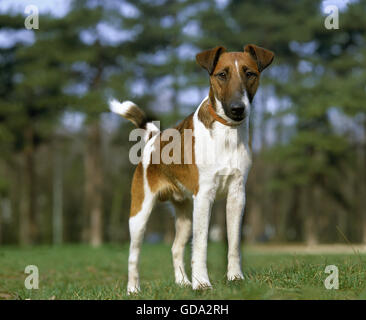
[196,44,274,122]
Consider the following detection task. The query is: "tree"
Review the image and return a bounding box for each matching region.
[0,13,70,244]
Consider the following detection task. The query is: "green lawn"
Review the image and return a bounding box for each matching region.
[0,243,365,300]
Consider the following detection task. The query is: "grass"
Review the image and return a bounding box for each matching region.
[0,243,366,300]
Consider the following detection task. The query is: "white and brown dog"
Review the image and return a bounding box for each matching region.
[110,44,274,293]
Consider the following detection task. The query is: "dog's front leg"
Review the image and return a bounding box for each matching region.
[191,190,214,290]
[226,178,245,281]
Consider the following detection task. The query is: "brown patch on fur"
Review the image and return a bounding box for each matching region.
[197,47,274,128]
[122,103,147,128]
[244,44,274,73]
[146,113,199,202]
[211,51,261,104]
[130,162,144,217]
[198,99,215,129]
[196,46,226,75]
[207,103,239,127]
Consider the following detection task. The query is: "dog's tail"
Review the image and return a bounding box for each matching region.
[109,99,159,136]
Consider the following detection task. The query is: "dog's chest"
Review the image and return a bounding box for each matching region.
[193,113,251,198]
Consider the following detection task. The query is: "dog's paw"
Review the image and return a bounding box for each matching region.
[127,285,140,295]
[193,282,212,290]
[176,278,192,287]
[192,277,212,290]
[227,272,244,281]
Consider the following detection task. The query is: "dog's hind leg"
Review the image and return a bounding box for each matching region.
[171,199,192,286]
[127,164,156,294]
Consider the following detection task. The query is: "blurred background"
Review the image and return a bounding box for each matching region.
[0,0,365,247]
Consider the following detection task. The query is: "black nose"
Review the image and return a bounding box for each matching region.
[230,102,245,116]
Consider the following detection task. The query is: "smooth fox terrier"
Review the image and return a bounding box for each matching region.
[110,44,274,293]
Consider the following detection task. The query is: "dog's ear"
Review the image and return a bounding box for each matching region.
[196,46,226,75]
[244,44,274,72]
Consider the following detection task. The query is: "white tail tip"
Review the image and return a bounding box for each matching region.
[109,99,136,116]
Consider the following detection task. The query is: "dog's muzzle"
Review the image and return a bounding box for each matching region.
[228,101,246,121]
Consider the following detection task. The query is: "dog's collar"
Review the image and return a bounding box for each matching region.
[207,103,242,127]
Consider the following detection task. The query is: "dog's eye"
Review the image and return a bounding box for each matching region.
[216,72,227,80]
[246,71,256,78]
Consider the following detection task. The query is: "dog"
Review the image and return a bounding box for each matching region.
[109,44,274,293]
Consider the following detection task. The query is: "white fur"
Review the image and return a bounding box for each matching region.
[226,175,246,280]
[191,98,251,289]
[109,99,136,117]
[171,201,192,286]
[142,132,159,166]
[127,162,157,294]
[146,122,160,135]
[242,90,250,110]
[235,59,240,78]
[127,128,161,293]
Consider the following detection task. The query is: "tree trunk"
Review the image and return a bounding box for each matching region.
[362,118,366,244]
[163,216,175,244]
[303,187,318,246]
[52,139,63,245]
[246,198,263,243]
[0,197,2,244]
[84,119,103,247]
[109,181,125,243]
[275,192,292,242]
[20,126,37,245]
